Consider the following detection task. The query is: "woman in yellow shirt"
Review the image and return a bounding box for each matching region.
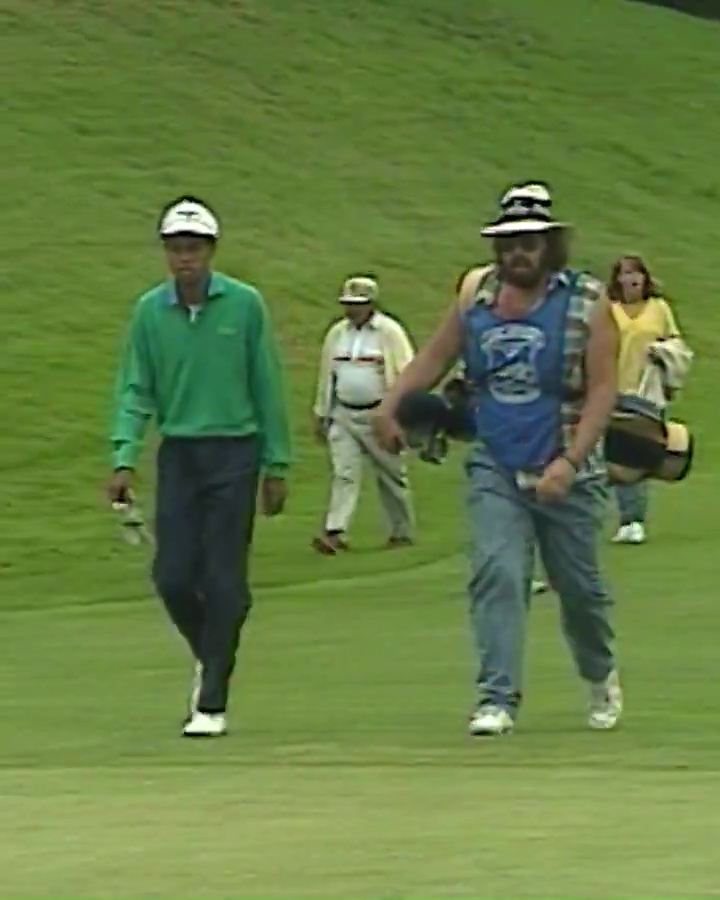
[607,254,680,545]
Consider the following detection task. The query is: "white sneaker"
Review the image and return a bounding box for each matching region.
[588,670,623,730]
[188,661,203,716]
[182,711,228,738]
[468,705,514,736]
[531,579,549,595]
[612,523,646,544]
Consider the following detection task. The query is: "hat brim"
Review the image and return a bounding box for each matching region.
[481,219,568,237]
[339,294,374,304]
[161,224,218,239]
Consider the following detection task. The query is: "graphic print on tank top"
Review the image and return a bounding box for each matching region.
[479,323,547,405]
[462,276,576,472]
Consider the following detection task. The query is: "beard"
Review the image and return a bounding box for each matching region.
[499,255,546,289]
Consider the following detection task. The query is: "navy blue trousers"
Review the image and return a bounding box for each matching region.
[152,436,260,713]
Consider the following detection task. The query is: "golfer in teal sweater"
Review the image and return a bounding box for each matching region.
[108,195,291,738]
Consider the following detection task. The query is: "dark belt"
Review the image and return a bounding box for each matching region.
[338,400,381,411]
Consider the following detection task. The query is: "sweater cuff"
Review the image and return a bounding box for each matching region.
[263,463,289,480]
[112,442,139,471]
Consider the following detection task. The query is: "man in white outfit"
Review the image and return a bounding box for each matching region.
[312,275,416,554]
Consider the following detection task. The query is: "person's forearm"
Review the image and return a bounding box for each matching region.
[253,368,292,478]
[112,434,144,471]
[111,386,153,470]
[110,313,155,470]
[566,384,616,467]
[247,296,292,478]
[259,403,292,478]
[312,373,331,418]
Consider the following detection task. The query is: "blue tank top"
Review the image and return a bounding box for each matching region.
[462,271,579,472]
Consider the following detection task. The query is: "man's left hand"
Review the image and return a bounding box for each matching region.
[535,456,577,503]
[261,477,287,516]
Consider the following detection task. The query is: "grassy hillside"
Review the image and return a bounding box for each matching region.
[2,0,720,897]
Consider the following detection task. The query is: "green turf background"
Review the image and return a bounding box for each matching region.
[2,1,719,896]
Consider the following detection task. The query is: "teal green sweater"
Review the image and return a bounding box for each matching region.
[111,272,291,477]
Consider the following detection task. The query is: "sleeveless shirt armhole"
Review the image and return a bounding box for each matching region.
[575,272,607,324]
[456,263,495,313]
[454,266,474,296]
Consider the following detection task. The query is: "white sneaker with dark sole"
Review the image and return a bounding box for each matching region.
[612,523,646,544]
[588,669,623,730]
[468,705,514,736]
[182,711,228,738]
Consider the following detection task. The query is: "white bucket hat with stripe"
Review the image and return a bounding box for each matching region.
[481,182,569,237]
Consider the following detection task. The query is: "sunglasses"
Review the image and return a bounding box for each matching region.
[496,234,543,253]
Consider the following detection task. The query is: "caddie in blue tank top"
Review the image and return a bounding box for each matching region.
[373,182,624,736]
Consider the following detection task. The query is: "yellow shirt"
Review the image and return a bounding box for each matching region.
[611,297,680,392]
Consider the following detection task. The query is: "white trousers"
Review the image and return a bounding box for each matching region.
[325,406,414,539]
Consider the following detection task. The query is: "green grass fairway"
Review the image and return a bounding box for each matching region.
[3,0,720,897]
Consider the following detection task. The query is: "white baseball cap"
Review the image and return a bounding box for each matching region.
[159,199,220,239]
[339,275,379,304]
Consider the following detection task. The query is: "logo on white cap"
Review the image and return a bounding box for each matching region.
[159,200,220,239]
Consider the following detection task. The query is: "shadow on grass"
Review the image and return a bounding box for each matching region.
[627,0,720,20]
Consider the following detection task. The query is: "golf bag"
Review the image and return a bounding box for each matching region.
[397,378,476,464]
[397,379,694,483]
[604,394,693,484]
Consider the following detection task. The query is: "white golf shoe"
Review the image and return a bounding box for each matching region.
[612,523,646,544]
[182,711,228,738]
[588,669,623,731]
[468,705,514,737]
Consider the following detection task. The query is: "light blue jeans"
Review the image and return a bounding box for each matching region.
[466,445,616,717]
[615,481,649,526]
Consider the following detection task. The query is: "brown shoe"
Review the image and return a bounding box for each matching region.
[312,532,349,555]
[386,536,413,549]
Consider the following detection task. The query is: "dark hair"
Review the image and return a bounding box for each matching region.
[542,229,569,272]
[157,194,219,240]
[607,254,661,302]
